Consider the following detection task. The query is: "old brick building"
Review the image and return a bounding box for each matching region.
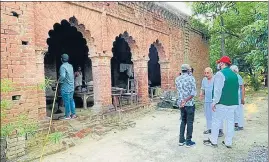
[1,2,209,122]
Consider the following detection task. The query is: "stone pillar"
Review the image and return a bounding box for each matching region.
[90,55,112,113]
[159,61,171,90]
[133,58,150,104]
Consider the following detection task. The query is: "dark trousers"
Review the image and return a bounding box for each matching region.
[179,105,195,143]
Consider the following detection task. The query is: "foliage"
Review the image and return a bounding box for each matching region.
[0,100,11,119]
[189,17,209,38]
[37,77,55,91]
[48,132,63,144]
[190,2,268,88]
[15,114,38,137]
[239,19,268,73]
[1,114,38,137]
[1,79,38,138]
[249,75,262,91]
[1,79,14,93]
[1,77,54,139]
[239,72,263,91]
[1,79,13,120]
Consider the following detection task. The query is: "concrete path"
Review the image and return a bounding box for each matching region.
[42,91,268,162]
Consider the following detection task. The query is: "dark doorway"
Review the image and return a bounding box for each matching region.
[45,19,90,80]
[148,44,161,87]
[111,34,134,89]
[44,19,93,111]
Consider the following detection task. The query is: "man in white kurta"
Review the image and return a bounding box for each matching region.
[230,65,245,131]
[203,56,239,148]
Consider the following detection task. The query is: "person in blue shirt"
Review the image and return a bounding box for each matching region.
[230,65,245,131]
[59,54,77,119]
[200,67,224,137]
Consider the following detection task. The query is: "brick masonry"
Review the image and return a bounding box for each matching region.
[6,135,26,159]
[1,2,209,123]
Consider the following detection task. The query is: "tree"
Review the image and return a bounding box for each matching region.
[190,2,268,88]
[191,2,236,56]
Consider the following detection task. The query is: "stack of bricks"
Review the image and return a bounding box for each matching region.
[6,135,26,160]
[1,138,7,162]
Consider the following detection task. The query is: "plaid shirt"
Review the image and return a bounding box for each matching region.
[175,73,197,106]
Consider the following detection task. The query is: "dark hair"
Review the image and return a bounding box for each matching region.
[61,58,68,63]
[191,68,194,73]
[61,54,69,62]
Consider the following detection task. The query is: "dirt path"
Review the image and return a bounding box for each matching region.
[41,91,268,162]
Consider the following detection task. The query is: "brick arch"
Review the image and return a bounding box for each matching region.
[34,2,100,52]
[152,39,165,61]
[117,31,139,60]
[68,16,97,55]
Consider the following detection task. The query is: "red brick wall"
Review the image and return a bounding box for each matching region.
[168,26,185,90]
[1,2,209,122]
[189,31,210,89]
[1,2,45,123]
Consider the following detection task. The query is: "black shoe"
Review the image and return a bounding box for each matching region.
[235,127,244,131]
[203,139,217,148]
[218,130,224,137]
[203,129,211,134]
[186,141,196,148]
[222,141,232,148]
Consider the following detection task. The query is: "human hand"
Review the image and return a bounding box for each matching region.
[180,100,186,108]
[212,103,216,112]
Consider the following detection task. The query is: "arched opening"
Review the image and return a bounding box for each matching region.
[148,40,164,99]
[44,18,93,116]
[111,33,134,89]
[148,44,161,87]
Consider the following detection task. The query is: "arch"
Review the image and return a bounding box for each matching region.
[148,44,161,87]
[118,31,139,59]
[44,16,95,111]
[68,16,96,55]
[110,31,137,88]
[152,39,165,62]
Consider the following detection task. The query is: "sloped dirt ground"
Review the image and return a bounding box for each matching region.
[41,90,268,162]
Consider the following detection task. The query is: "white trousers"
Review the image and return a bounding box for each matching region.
[204,103,223,130]
[234,104,244,127]
[210,104,237,146]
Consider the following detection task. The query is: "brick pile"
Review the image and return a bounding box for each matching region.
[6,135,26,160]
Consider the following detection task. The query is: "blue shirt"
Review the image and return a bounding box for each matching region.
[175,73,197,106]
[201,76,214,103]
[59,62,75,93]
